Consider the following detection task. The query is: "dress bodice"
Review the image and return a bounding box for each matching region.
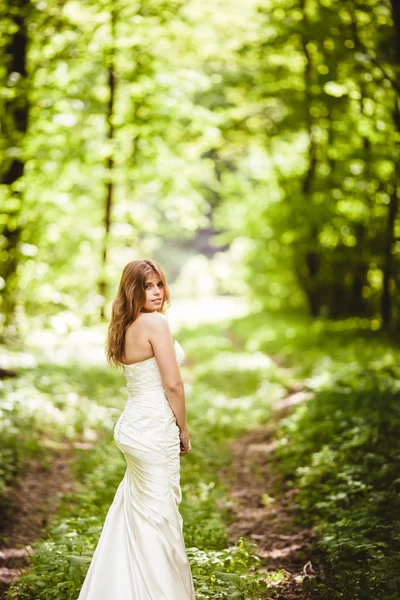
[123,340,185,398]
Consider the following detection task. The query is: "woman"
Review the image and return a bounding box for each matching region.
[77,259,196,600]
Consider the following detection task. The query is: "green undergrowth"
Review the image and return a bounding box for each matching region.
[228,310,400,600]
[8,321,290,600]
[9,309,397,599]
[276,359,400,600]
[0,357,122,525]
[229,309,397,379]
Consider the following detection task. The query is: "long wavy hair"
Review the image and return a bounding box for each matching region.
[105,259,171,367]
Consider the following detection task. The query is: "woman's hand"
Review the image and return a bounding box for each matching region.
[179,430,191,456]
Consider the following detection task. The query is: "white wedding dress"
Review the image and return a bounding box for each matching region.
[77,340,196,600]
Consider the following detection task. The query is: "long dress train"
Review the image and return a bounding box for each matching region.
[77,340,196,600]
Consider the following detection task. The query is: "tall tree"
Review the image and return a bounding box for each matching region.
[98,1,117,320]
[0,0,29,337]
[381,0,400,328]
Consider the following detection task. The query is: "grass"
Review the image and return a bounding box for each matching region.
[4,307,399,599]
[229,310,400,600]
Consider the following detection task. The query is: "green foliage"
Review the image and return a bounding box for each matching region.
[5,303,400,599]
[1,0,399,335]
[276,358,400,599]
[207,0,400,325]
[188,541,269,599]
[0,395,34,509]
[5,305,400,599]
[0,350,122,531]
[229,309,396,379]
[226,309,400,598]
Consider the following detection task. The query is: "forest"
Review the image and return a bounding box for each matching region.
[0,0,399,599]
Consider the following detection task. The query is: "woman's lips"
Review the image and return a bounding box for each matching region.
[152,299,161,302]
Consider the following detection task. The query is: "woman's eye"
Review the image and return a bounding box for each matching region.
[145,283,162,289]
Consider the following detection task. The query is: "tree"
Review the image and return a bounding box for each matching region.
[0,0,29,337]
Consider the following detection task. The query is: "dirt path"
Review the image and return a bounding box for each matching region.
[0,442,78,599]
[220,390,322,599]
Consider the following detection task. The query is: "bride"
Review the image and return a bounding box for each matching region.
[77,259,196,599]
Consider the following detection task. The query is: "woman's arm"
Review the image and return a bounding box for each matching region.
[145,313,189,435]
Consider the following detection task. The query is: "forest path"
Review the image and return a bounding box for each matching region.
[219,342,322,598]
[0,441,78,599]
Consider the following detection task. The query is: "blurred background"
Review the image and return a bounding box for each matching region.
[0,0,399,343]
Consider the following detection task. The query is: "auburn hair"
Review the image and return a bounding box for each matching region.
[105,259,171,367]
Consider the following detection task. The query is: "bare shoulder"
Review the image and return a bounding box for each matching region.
[130,312,166,331]
[144,312,169,331]
[126,313,168,335]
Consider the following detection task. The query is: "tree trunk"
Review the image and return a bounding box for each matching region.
[381,101,400,328]
[298,0,321,317]
[0,0,29,338]
[390,0,400,62]
[381,2,400,328]
[98,4,117,321]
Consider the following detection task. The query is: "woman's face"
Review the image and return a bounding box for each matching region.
[141,273,165,312]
